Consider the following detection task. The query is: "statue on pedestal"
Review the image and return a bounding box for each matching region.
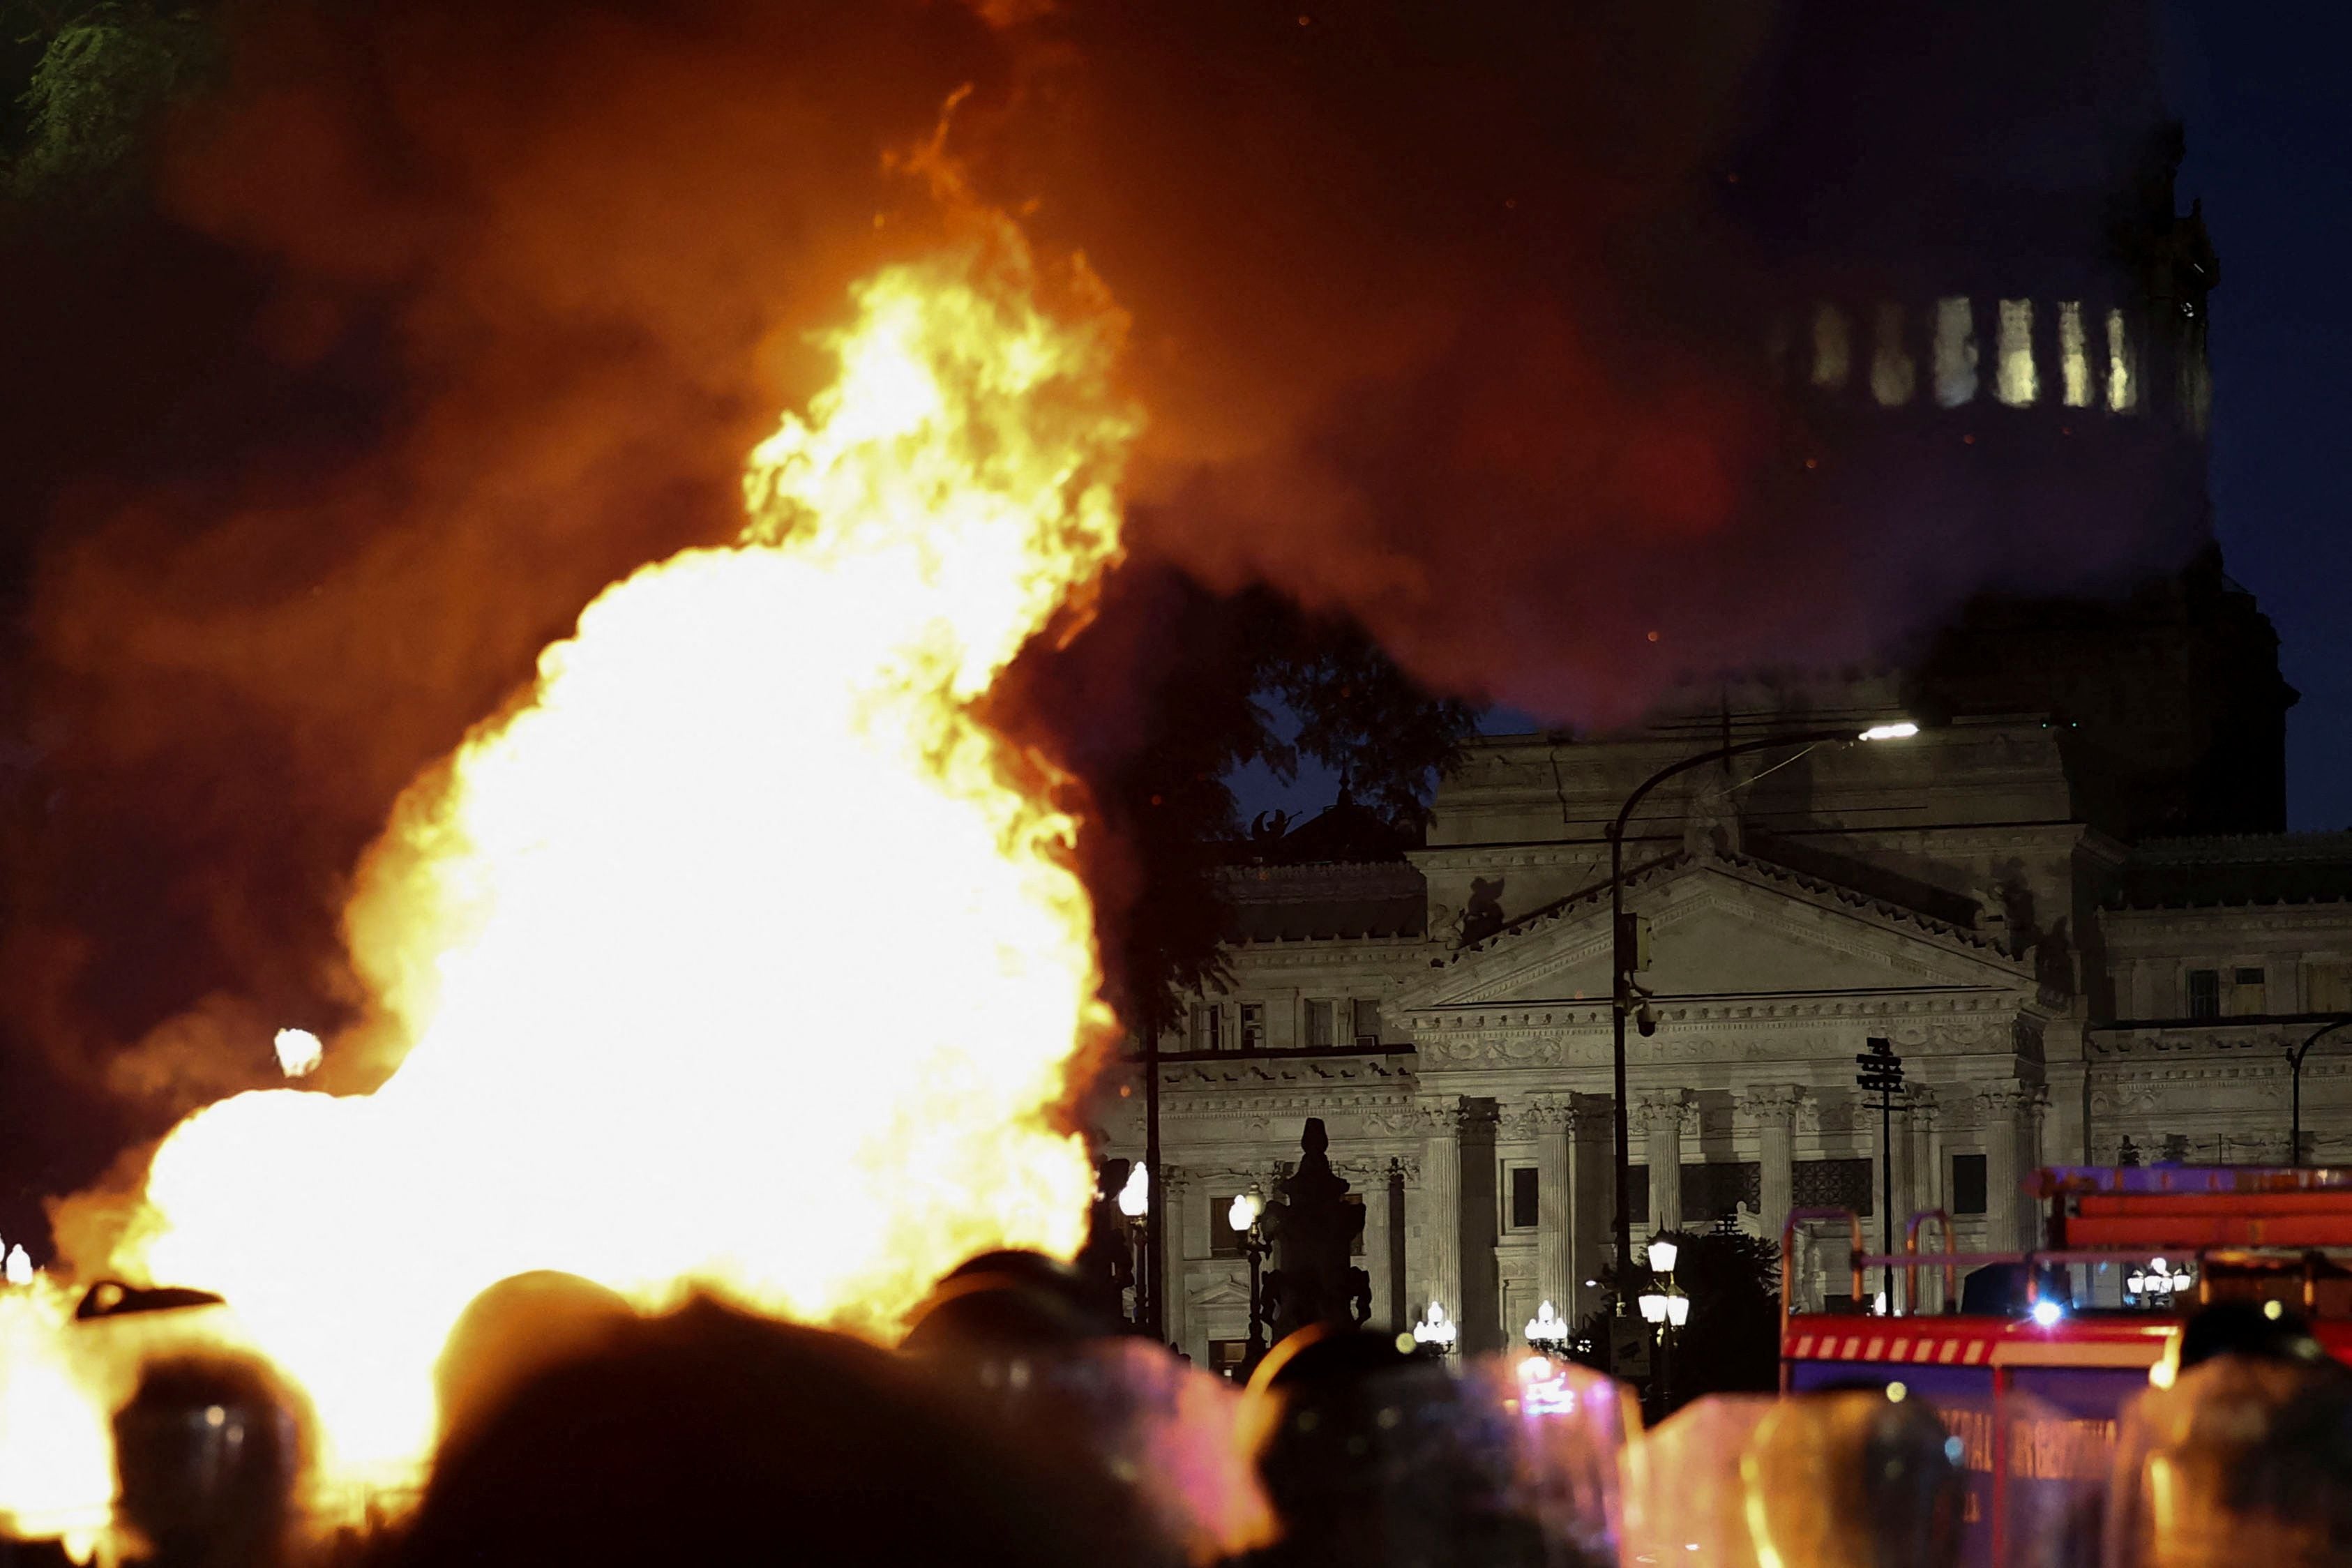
[1259,1119,1373,1343]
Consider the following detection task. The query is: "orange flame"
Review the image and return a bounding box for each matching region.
[2,197,1138,1527]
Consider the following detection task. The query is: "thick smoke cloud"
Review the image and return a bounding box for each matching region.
[0,0,2186,1245]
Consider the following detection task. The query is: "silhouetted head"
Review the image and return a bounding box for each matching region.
[402,1297,1147,1568]
[2176,1301,2328,1371]
[112,1355,307,1568]
[435,1269,637,1448]
[903,1251,1115,1355]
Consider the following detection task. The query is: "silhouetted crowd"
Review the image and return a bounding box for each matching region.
[16,1260,2352,1568]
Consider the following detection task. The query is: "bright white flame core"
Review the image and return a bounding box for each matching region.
[33,223,1140,1498]
[1859,722,1919,742]
[273,1027,324,1079]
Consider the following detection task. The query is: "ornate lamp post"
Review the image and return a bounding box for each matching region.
[1117,1163,1150,1329]
[1637,1237,1689,1416]
[2126,1256,2194,1306]
[1228,1189,1270,1371]
[1410,1302,1458,1356]
[1523,1300,1569,1357]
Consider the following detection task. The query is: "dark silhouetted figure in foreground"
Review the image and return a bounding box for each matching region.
[398,1296,1146,1568]
[1242,1327,1569,1568]
[112,1356,307,1568]
[2108,1304,2352,1567]
[1743,1389,1966,1568]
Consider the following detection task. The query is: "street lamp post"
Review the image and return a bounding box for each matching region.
[1117,1163,1152,1331]
[1636,1236,1689,1417]
[2290,1019,2352,1167]
[1228,1190,1270,1373]
[1411,1302,1458,1356]
[1604,723,1917,1352]
[1524,1300,1569,1357]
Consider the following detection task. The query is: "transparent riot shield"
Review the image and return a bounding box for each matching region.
[1622,1394,1776,1568]
[1235,1333,1631,1568]
[2104,1352,2352,1568]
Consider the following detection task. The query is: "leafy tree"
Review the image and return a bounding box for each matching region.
[1570,1227,1782,1415]
[3,0,218,208]
[998,566,1482,1043]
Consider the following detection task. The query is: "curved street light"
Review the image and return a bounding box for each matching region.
[1604,722,1920,1325]
[1524,1299,1569,1355]
[1411,1302,1458,1355]
[2289,1018,2352,1167]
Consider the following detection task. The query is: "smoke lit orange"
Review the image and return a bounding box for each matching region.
[1,194,1138,1535]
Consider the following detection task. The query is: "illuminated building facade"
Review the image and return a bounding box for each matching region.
[1106,8,2342,1366]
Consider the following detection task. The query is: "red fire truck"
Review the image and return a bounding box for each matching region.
[1778,1165,2352,1563]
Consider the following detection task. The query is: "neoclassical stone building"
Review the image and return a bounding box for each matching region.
[1096,13,2349,1369]
[1106,672,2352,1369]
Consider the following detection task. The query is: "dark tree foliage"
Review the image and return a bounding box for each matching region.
[1571,1228,1782,1415]
[995,563,1482,1042]
[2,0,220,209]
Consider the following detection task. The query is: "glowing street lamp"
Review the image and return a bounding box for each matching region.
[1117,1163,1150,1331]
[1412,1302,1458,1355]
[1525,1299,1569,1355]
[1228,1189,1270,1372]
[2126,1257,2194,1302]
[3,1244,30,1287]
[1645,1237,1679,1274]
[1636,1290,1670,1325]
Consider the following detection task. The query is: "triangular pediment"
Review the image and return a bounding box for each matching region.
[1189,1276,1253,1309]
[1397,852,2028,1011]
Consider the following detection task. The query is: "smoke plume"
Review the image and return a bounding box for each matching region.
[0,0,2189,1244]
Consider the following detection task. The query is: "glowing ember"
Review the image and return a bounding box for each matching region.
[273,1027,324,1079]
[1,195,1137,1525]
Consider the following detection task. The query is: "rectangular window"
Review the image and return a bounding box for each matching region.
[1208,1339,1249,1381]
[1681,1161,1763,1226]
[1191,1004,1229,1051]
[1239,1002,1266,1051]
[2187,969,2221,1020]
[1352,998,1382,1048]
[1793,1157,1874,1216]
[1305,999,1335,1048]
[1211,1193,1248,1258]
[2231,968,2268,1015]
[1626,1166,1649,1227]
[1952,1154,1989,1216]
[2309,963,2352,1015]
[1503,1164,1540,1232]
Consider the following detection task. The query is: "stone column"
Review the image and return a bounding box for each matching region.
[1636,1091,1692,1238]
[1906,1091,1944,1312]
[1362,1169,1394,1330]
[1532,1100,1572,1316]
[1159,1170,1192,1354]
[1416,1100,1463,1325]
[1569,1098,1615,1323]
[1740,1085,1805,1249]
[1977,1085,2046,1252]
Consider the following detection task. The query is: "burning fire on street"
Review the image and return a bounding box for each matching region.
[0,170,1137,1550]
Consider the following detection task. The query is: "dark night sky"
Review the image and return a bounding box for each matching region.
[2176,0,2352,831]
[1233,2,2352,834]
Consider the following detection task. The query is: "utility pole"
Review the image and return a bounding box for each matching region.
[1856,1036,1904,1313]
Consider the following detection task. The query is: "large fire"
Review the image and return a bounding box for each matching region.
[1,189,1138,1539]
